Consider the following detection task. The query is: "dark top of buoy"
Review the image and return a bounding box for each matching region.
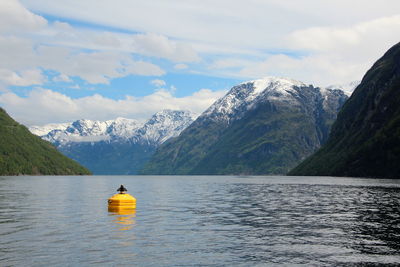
[117,185,127,193]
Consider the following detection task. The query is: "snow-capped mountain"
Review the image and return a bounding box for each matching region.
[29,123,70,137]
[202,77,303,122]
[30,110,195,146]
[29,110,196,175]
[201,76,347,124]
[30,118,140,144]
[142,76,349,175]
[133,110,196,145]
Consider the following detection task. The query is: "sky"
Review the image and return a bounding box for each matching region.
[0,0,399,126]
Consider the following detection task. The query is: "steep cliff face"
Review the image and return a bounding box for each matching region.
[141,77,348,175]
[0,108,91,175]
[289,42,400,178]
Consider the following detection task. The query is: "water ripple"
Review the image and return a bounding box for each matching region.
[1,176,400,266]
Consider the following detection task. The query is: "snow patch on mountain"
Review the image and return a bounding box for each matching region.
[105,117,141,139]
[202,76,311,122]
[199,76,351,126]
[30,123,70,136]
[134,110,195,145]
[251,77,306,96]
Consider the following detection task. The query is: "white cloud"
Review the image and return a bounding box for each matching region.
[131,33,200,62]
[174,63,188,70]
[150,79,166,87]
[0,68,46,86]
[21,0,400,50]
[209,58,253,70]
[38,48,165,84]
[88,31,122,48]
[41,22,199,63]
[0,37,165,85]
[281,15,400,85]
[37,47,165,84]
[0,36,37,71]
[169,85,177,94]
[0,2,170,86]
[2,0,398,89]
[237,54,365,86]
[52,21,73,31]
[288,15,400,54]
[53,74,72,83]
[207,14,400,85]
[0,88,226,126]
[0,0,47,33]
[124,60,165,77]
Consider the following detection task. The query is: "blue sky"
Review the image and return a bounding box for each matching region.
[0,0,399,125]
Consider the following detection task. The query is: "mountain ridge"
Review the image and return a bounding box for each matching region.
[141,77,350,175]
[30,110,196,174]
[30,110,196,146]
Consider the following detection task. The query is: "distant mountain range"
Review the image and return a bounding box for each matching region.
[141,77,353,175]
[289,42,400,178]
[30,110,195,174]
[31,78,359,176]
[0,108,90,175]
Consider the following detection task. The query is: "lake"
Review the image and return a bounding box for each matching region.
[1,175,400,266]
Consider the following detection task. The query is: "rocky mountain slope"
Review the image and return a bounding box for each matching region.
[141,77,349,175]
[30,110,195,174]
[0,108,91,175]
[289,42,400,178]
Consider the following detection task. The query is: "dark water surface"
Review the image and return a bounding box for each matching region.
[1,176,400,266]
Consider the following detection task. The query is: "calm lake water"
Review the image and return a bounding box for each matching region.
[1,175,400,266]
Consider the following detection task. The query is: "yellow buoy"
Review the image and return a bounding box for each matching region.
[108,185,136,212]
